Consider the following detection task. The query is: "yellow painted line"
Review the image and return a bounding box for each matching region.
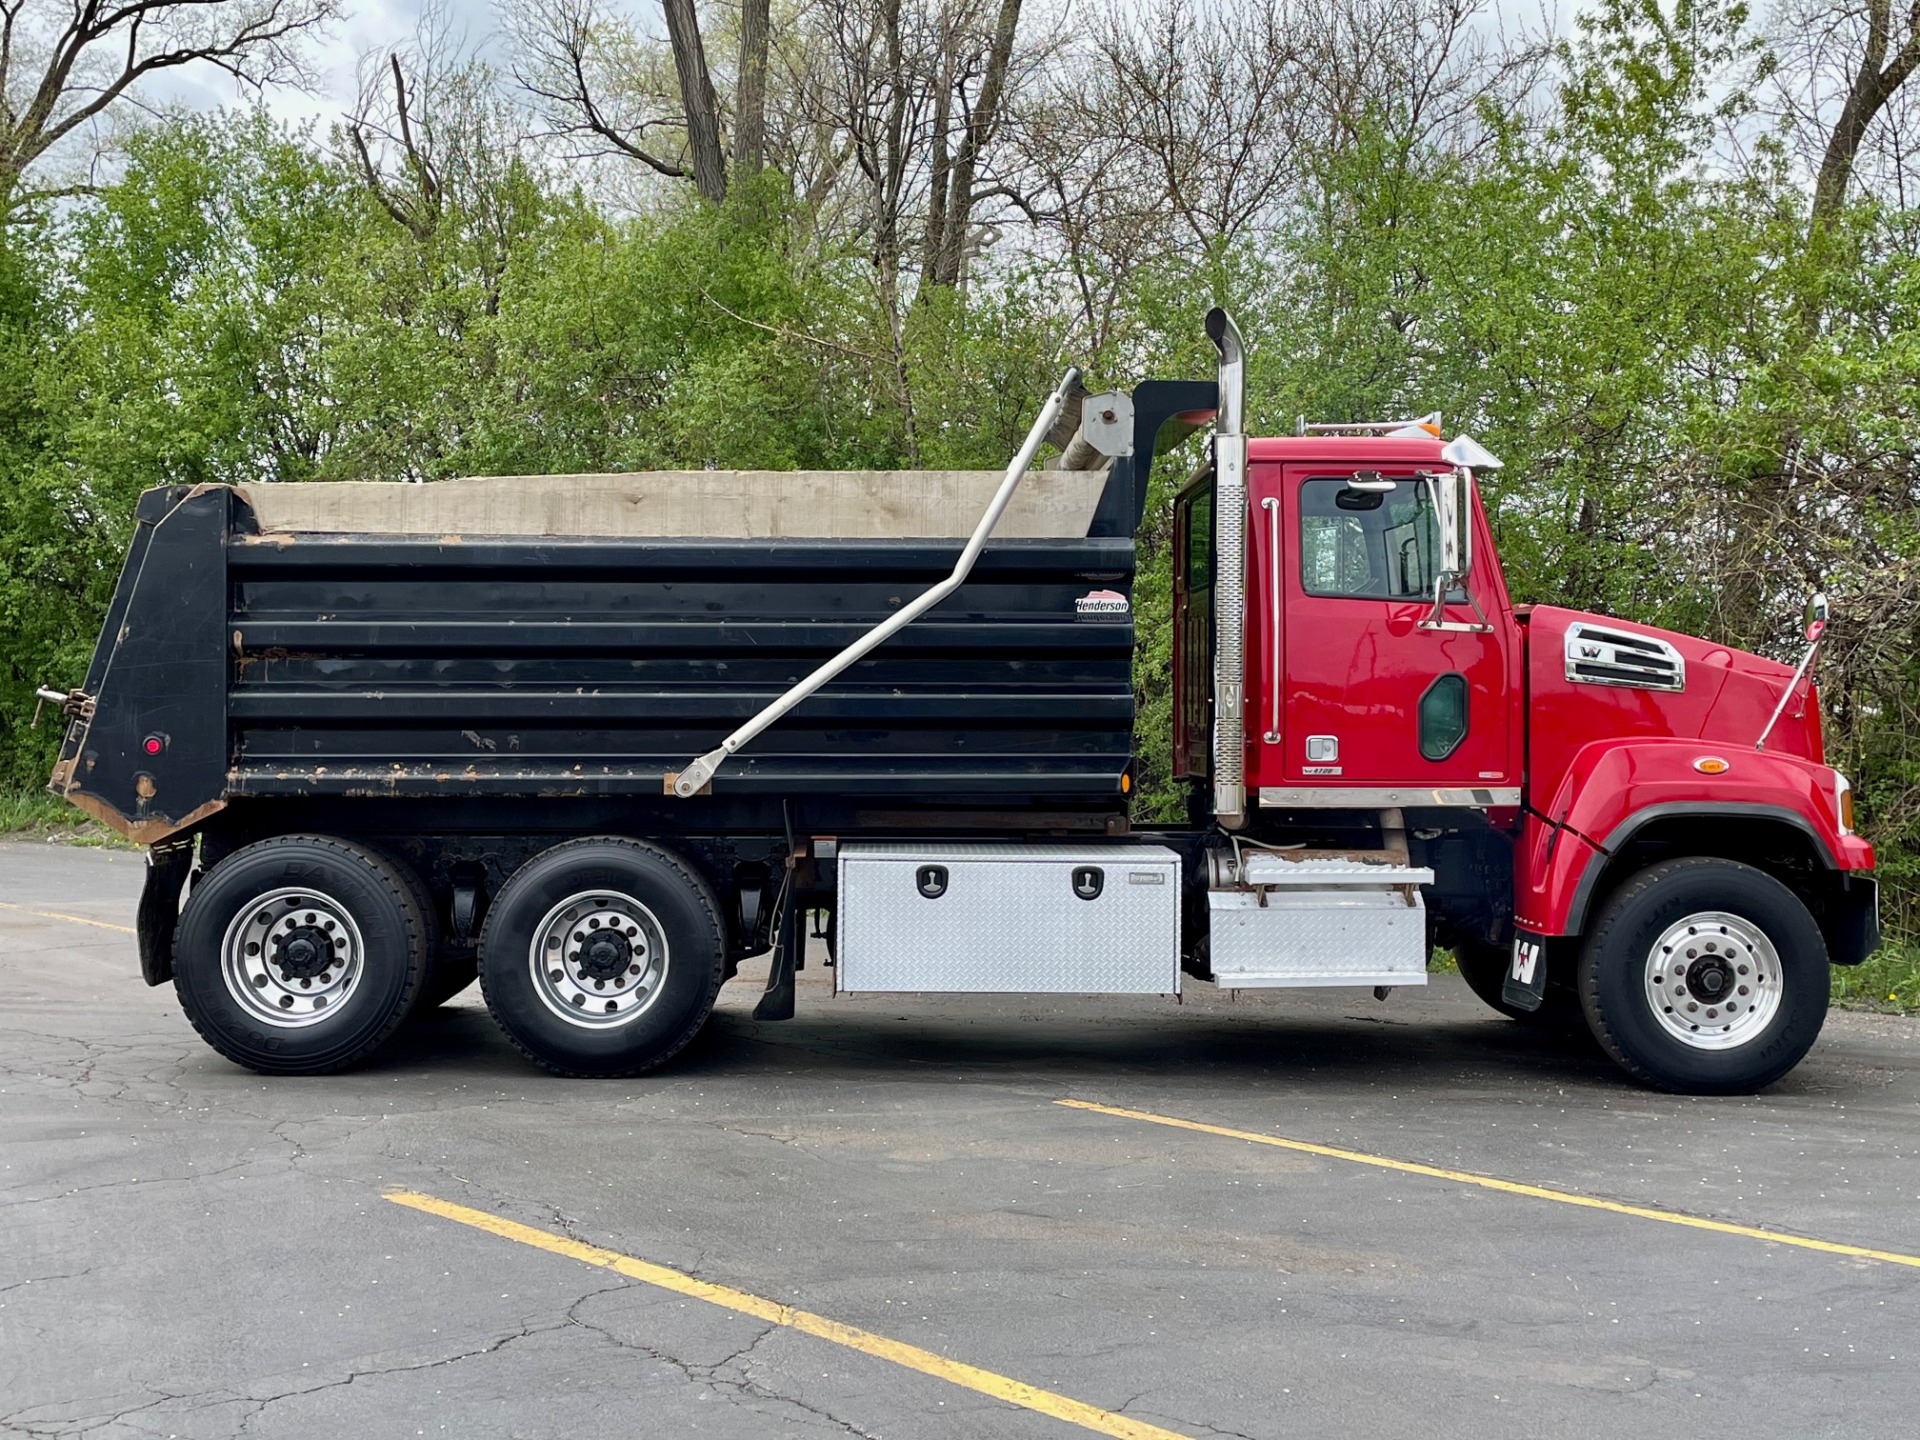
[0,899,135,934]
[1056,1099,1920,1271]
[386,1190,1193,1440]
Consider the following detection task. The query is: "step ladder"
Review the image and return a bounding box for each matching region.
[1207,848,1434,989]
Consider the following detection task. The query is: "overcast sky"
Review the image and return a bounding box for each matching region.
[148,0,1571,138]
[151,0,475,133]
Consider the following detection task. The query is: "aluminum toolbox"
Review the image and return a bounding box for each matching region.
[835,842,1181,994]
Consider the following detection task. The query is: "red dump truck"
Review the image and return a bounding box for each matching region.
[39,309,1876,1093]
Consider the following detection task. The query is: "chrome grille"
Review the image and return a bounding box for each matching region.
[1564,622,1685,692]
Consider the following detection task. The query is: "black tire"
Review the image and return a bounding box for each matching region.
[172,835,429,1075]
[477,837,726,1077]
[1454,939,1584,1028]
[1579,857,1829,1094]
[355,842,474,1011]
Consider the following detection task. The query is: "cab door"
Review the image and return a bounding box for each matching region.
[1249,463,1515,792]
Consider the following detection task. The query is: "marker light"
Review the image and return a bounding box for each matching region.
[143,735,165,756]
[1693,756,1729,775]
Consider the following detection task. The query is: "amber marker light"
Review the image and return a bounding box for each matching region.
[1693,756,1729,775]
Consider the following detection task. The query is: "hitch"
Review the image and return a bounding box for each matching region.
[31,686,93,728]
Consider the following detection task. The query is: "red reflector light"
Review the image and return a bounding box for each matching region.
[143,736,163,755]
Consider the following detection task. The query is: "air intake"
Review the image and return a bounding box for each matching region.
[1564,622,1685,692]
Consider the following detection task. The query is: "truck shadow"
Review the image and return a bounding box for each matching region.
[374,993,1623,1089]
[370,995,1871,1098]
[687,1003,1630,1091]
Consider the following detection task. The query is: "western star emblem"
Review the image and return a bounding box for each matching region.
[1511,937,1543,984]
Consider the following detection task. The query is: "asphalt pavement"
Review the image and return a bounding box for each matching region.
[3,838,1917,1439]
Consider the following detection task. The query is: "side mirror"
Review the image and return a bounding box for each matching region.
[1433,435,1496,583]
[1423,468,1471,580]
[1805,591,1829,643]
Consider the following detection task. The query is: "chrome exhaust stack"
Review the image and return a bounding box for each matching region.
[1205,307,1247,829]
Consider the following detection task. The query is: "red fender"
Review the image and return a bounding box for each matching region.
[1515,738,1871,937]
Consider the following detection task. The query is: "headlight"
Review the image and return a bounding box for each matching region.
[1835,771,1854,835]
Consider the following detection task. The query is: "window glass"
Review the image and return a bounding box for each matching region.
[1419,672,1469,761]
[1185,489,1212,592]
[1298,477,1437,599]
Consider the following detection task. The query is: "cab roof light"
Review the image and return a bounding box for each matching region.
[1298,411,1443,438]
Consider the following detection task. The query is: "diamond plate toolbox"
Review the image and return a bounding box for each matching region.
[836,842,1181,994]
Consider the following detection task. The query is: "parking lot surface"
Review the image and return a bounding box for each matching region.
[4,838,1918,1439]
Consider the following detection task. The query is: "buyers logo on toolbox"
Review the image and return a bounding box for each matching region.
[1075,589,1130,619]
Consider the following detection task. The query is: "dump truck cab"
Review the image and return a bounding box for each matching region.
[1169,319,1874,1092]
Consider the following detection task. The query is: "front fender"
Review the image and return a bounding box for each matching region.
[1516,739,1872,937]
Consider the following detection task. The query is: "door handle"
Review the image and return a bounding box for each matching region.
[1261,496,1280,744]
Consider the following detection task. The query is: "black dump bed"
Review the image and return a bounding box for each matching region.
[46,416,1225,844]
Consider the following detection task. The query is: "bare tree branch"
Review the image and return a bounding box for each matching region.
[0,0,339,207]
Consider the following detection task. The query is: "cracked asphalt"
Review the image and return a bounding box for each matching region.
[3,838,1919,1440]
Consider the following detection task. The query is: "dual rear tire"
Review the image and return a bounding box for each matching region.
[474,838,728,1078]
[173,833,726,1078]
[174,835,431,1075]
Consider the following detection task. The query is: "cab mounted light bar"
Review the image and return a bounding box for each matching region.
[667,366,1085,799]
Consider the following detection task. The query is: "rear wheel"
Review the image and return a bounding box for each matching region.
[355,842,476,1011]
[1579,858,1829,1094]
[173,835,429,1074]
[477,838,726,1077]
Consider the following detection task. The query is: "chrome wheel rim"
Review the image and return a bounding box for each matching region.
[528,890,670,1029]
[220,888,365,1029]
[1644,910,1783,1050]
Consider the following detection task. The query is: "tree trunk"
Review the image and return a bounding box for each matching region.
[926,0,1022,288]
[662,0,728,204]
[732,0,770,176]
[1810,1,1920,232]
[919,10,956,284]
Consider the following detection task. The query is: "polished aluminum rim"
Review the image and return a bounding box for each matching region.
[220,887,365,1029]
[1643,910,1783,1050]
[528,890,669,1029]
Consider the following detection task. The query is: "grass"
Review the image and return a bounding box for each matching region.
[1832,936,1920,1015]
[0,788,136,848]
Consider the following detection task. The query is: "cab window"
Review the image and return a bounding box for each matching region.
[1299,477,1437,600]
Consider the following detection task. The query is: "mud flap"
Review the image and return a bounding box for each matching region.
[752,868,799,1022]
[1502,930,1548,1013]
[136,839,195,986]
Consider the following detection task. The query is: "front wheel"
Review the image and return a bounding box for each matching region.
[1579,858,1829,1094]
